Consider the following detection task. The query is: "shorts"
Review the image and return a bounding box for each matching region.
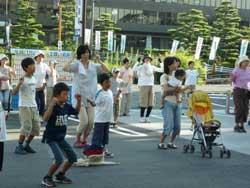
[19,107,40,137]
[76,105,95,134]
[139,86,154,108]
[48,139,77,165]
[91,122,110,148]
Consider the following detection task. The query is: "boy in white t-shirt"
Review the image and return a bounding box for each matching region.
[84,73,114,158]
[12,58,40,155]
[185,61,199,91]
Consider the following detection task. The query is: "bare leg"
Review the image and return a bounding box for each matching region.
[60,161,73,174]
[160,133,167,143]
[47,163,60,177]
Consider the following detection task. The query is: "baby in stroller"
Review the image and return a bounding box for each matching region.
[183,90,231,158]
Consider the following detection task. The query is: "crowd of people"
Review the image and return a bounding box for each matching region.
[0,44,250,187]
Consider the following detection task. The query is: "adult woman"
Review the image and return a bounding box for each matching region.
[0,54,16,110]
[63,45,109,148]
[231,56,250,133]
[119,57,133,116]
[133,55,163,123]
[34,50,50,116]
[158,56,186,149]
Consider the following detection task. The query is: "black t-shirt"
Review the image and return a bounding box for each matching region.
[42,103,78,142]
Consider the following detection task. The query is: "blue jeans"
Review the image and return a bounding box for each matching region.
[161,100,181,136]
[48,140,77,165]
[0,90,10,110]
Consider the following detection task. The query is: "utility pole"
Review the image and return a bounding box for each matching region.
[57,1,62,52]
[81,0,87,44]
[90,0,95,49]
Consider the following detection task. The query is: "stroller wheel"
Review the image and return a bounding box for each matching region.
[183,144,189,153]
[220,150,224,158]
[190,145,195,153]
[226,150,231,158]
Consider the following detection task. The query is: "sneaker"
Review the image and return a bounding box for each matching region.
[145,117,151,123]
[239,126,247,133]
[158,143,168,150]
[167,143,178,149]
[104,151,114,158]
[41,176,56,187]
[139,117,146,123]
[54,173,72,184]
[14,145,27,155]
[234,125,240,132]
[73,141,86,148]
[24,145,36,153]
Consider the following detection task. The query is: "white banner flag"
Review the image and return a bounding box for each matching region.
[146,35,152,49]
[170,40,179,54]
[239,39,249,57]
[74,0,82,37]
[194,37,204,60]
[95,31,101,51]
[209,37,220,60]
[120,35,126,54]
[108,31,114,51]
[84,29,91,45]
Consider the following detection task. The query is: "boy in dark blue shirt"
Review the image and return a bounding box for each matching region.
[41,82,81,187]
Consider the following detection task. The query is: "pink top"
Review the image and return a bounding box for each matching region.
[231,67,250,90]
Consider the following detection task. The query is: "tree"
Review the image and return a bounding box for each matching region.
[11,0,45,48]
[59,0,75,50]
[168,9,211,57]
[212,0,242,66]
[94,13,121,51]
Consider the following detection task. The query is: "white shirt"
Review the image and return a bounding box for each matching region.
[185,69,199,86]
[134,63,163,86]
[0,101,7,142]
[18,76,37,108]
[47,68,57,87]
[94,89,113,123]
[168,76,182,87]
[68,61,102,107]
[34,62,50,88]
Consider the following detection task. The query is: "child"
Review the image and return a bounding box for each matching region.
[168,69,186,103]
[12,57,40,155]
[185,61,199,92]
[160,69,186,108]
[110,68,122,128]
[41,82,81,187]
[84,73,114,158]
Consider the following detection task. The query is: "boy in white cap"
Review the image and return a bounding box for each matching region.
[110,68,122,128]
[34,50,50,116]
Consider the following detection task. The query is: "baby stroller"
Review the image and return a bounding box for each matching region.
[183,91,231,159]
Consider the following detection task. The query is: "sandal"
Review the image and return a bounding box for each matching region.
[158,143,168,150]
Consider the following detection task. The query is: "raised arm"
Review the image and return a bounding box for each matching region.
[152,65,163,73]
[43,97,57,121]
[96,54,109,73]
[12,77,24,95]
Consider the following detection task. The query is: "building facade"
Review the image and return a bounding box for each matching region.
[0,0,250,49]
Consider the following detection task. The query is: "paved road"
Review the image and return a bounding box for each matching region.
[1,108,250,188]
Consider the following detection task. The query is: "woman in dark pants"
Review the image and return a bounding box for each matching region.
[231,56,250,133]
[34,51,50,116]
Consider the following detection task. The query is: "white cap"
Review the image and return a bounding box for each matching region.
[112,67,120,73]
[237,56,250,66]
[0,54,8,61]
[34,50,45,58]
